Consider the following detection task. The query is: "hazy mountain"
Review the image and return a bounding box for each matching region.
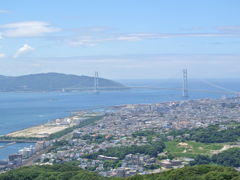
[0,73,126,92]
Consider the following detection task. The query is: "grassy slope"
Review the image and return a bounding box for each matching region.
[165,141,224,158]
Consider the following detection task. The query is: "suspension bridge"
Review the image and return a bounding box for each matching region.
[64,70,240,97]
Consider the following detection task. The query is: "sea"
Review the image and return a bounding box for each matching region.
[0,79,239,160]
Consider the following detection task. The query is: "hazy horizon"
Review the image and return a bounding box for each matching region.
[0,1,240,79]
[1,72,240,81]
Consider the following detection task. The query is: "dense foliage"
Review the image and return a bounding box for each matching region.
[132,130,166,142]
[84,140,165,160]
[0,164,105,180]
[190,148,240,167]
[212,148,240,167]
[80,134,106,143]
[0,136,42,142]
[169,123,240,143]
[1,164,240,180]
[132,130,159,138]
[138,165,240,180]
[79,134,114,144]
[103,160,122,170]
[189,155,212,166]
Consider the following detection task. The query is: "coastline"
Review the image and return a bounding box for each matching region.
[0,96,239,171]
[0,112,105,163]
[3,96,235,140]
[3,111,103,139]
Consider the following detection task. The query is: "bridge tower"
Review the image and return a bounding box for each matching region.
[182,69,188,97]
[94,71,99,92]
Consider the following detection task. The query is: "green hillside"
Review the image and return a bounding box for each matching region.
[0,164,239,180]
[0,73,126,92]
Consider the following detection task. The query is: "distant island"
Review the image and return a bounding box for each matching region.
[0,73,127,92]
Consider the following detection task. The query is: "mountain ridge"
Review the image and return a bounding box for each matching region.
[0,73,126,92]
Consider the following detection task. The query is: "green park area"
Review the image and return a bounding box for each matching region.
[165,141,224,158]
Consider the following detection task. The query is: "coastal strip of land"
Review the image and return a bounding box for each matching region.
[3,112,103,139]
[2,97,240,176]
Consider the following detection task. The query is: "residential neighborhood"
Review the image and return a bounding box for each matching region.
[2,97,240,176]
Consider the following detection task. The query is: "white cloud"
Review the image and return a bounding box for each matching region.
[0,21,61,37]
[68,32,236,46]
[116,32,238,41]
[0,53,5,58]
[14,44,34,58]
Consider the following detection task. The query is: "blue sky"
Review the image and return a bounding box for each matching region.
[0,0,240,79]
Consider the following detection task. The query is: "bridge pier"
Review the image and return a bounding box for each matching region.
[182,69,188,97]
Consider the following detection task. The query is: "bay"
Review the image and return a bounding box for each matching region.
[0,79,239,160]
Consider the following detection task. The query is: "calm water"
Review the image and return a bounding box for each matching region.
[0,79,239,160]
